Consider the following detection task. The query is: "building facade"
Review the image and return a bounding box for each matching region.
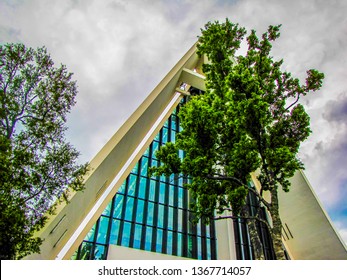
[26,44,347,260]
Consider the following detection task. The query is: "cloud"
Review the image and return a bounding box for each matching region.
[1,0,346,245]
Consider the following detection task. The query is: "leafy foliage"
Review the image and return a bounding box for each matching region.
[0,43,88,259]
[150,20,324,259]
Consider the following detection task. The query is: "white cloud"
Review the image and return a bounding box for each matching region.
[1,0,346,245]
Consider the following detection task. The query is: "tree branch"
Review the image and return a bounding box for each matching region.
[206,174,271,209]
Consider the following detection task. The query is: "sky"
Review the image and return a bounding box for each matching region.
[0,0,346,246]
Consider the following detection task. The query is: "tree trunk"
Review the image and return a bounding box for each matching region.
[269,187,286,260]
[246,215,265,260]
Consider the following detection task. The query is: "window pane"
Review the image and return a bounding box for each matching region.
[131,162,138,174]
[147,202,154,226]
[96,216,110,244]
[156,229,163,253]
[79,242,93,260]
[157,204,164,228]
[136,200,144,224]
[152,141,159,153]
[149,181,156,201]
[94,244,107,260]
[162,127,168,143]
[141,157,148,176]
[167,231,173,255]
[109,219,120,244]
[102,201,112,216]
[177,234,182,257]
[159,182,166,204]
[133,224,142,249]
[124,197,134,221]
[167,207,173,230]
[113,195,124,219]
[128,175,137,196]
[145,227,152,251]
[169,185,174,206]
[178,188,184,208]
[138,177,147,199]
[118,181,126,194]
[121,222,131,247]
[84,224,95,242]
[177,209,183,232]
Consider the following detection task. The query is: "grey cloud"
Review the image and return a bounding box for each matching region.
[323,92,347,123]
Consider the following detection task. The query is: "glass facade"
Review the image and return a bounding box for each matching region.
[233,186,276,260]
[72,99,217,260]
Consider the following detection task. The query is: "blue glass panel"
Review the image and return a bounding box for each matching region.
[162,127,168,143]
[156,229,163,253]
[177,209,183,232]
[177,234,182,257]
[84,224,96,242]
[206,224,210,238]
[148,180,156,201]
[138,177,146,199]
[118,181,126,194]
[167,207,173,230]
[179,150,184,160]
[145,227,152,251]
[131,162,138,174]
[169,185,174,206]
[102,201,112,216]
[163,119,169,128]
[140,157,148,176]
[207,238,211,260]
[167,231,173,255]
[197,221,201,236]
[94,244,107,260]
[96,216,110,244]
[150,159,159,168]
[128,174,137,196]
[121,222,131,247]
[147,202,154,226]
[157,204,164,228]
[133,224,142,249]
[136,199,144,224]
[197,237,202,260]
[171,130,176,142]
[124,197,134,221]
[158,182,166,204]
[113,195,124,219]
[143,146,150,157]
[109,219,120,244]
[178,188,184,208]
[152,141,159,153]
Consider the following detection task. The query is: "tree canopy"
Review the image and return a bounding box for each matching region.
[150,19,324,259]
[0,43,88,259]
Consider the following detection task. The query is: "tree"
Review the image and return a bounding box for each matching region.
[0,43,88,259]
[149,19,324,260]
